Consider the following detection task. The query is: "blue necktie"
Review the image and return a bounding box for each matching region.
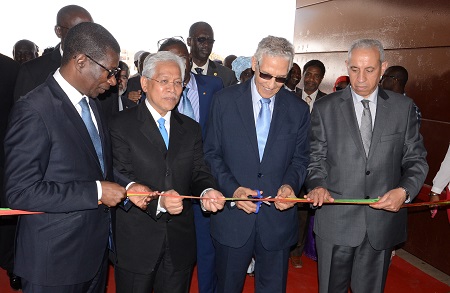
[256,98,271,161]
[157,117,169,149]
[195,67,203,75]
[180,87,195,120]
[79,97,104,175]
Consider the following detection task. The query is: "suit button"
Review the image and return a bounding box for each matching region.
[166,170,170,177]
[366,171,370,175]
[104,207,109,213]
[365,196,370,199]
[257,173,263,178]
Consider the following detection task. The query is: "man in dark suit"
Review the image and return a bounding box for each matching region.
[4,22,150,293]
[158,37,223,293]
[110,51,225,293]
[187,21,238,87]
[204,36,310,293]
[299,59,327,111]
[13,4,93,101]
[305,39,428,293]
[0,53,20,290]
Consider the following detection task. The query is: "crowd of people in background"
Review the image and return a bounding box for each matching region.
[0,3,442,293]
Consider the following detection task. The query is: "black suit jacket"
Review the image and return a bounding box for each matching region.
[0,54,19,207]
[109,103,217,273]
[206,60,238,87]
[13,43,61,101]
[4,75,118,286]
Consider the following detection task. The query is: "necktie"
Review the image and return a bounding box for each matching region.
[360,99,372,157]
[305,95,312,105]
[195,67,203,75]
[79,97,104,175]
[157,117,169,149]
[180,87,195,120]
[256,98,271,161]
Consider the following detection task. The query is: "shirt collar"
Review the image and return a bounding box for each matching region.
[145,98,171,123]
[251,76,276,105]
[350,86,379,105]
[53,68,84,107]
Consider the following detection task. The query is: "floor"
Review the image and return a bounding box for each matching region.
[1,249,448,292]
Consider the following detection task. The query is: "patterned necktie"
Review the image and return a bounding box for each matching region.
[79,97,104,175]
[360,99,372,157]
[305,95,312,105]
[256,98,271,161]
[195,67,203,75]
[157,117,169,149]
[180,87,195,120]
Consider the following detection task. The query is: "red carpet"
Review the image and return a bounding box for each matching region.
[1,255,448,292]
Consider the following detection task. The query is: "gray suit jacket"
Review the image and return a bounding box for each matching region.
[306,86,428,250]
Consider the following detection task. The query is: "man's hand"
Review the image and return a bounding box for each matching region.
[100,181,126,207]
[274,184,296,211]
[201,189,226,212]
[127,183,158,210]
[127,90,142,103]
[233,187,258,214]
[370,188,406,212]
[160,189,183,215]
[304,187,334,207]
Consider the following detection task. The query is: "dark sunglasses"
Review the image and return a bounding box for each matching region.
[196,37,215,45]
[257,62,287,83]
[85,54,120,78]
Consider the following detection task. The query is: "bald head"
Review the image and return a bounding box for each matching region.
[55,5,93,50]
[13,39,39,64]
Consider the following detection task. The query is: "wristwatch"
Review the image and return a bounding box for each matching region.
[398,186,411,203]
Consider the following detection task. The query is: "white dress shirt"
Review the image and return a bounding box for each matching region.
[431,144,450,194]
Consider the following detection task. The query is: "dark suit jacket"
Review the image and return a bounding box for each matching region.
[192,73,223,137]
[109,103,217,274]
[13,43,61,101]
[4,75,118,286]
[203,80,310,250]
[306,87,428,250]
[206,59,238,87]
[0,54,19,207]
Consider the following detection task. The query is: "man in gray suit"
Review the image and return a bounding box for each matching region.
[305,39,428,293]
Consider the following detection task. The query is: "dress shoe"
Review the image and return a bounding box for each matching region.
[7,271,22,290]
[290,256,303,268]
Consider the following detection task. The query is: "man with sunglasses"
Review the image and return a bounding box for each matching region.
[13,5,93,102]
[187,21,238,87]
[204,36,310,293]
[4,22,151,293]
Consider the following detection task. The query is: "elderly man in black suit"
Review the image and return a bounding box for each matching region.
[13,4,93,101]
[4,22,151,293]
[110,51,225,293]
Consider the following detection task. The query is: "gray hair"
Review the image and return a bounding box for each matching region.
[348,39,385,63]
[254,36,294,70]
[142,51,186,82]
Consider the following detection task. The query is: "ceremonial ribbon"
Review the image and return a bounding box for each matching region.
[1,193,449,216]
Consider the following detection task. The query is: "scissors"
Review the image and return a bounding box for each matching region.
[250,190,272,213]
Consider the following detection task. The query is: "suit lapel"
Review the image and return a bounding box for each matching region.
[166,113,187,166]
[236,86,260,162]
[339,89,367,159]
[263,92,288,164]
[137,103,167,155]
[369,88,391,159]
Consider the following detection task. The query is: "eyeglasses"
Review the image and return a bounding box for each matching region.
[195,37,215,45]
[381,75,400,82]
[85,54,120,78]
[147,77,184,88]
[257,62,287,83]
[157,36,185,49]
[57,24,70,30]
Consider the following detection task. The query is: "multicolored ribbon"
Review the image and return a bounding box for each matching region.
[1,192,448,216]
